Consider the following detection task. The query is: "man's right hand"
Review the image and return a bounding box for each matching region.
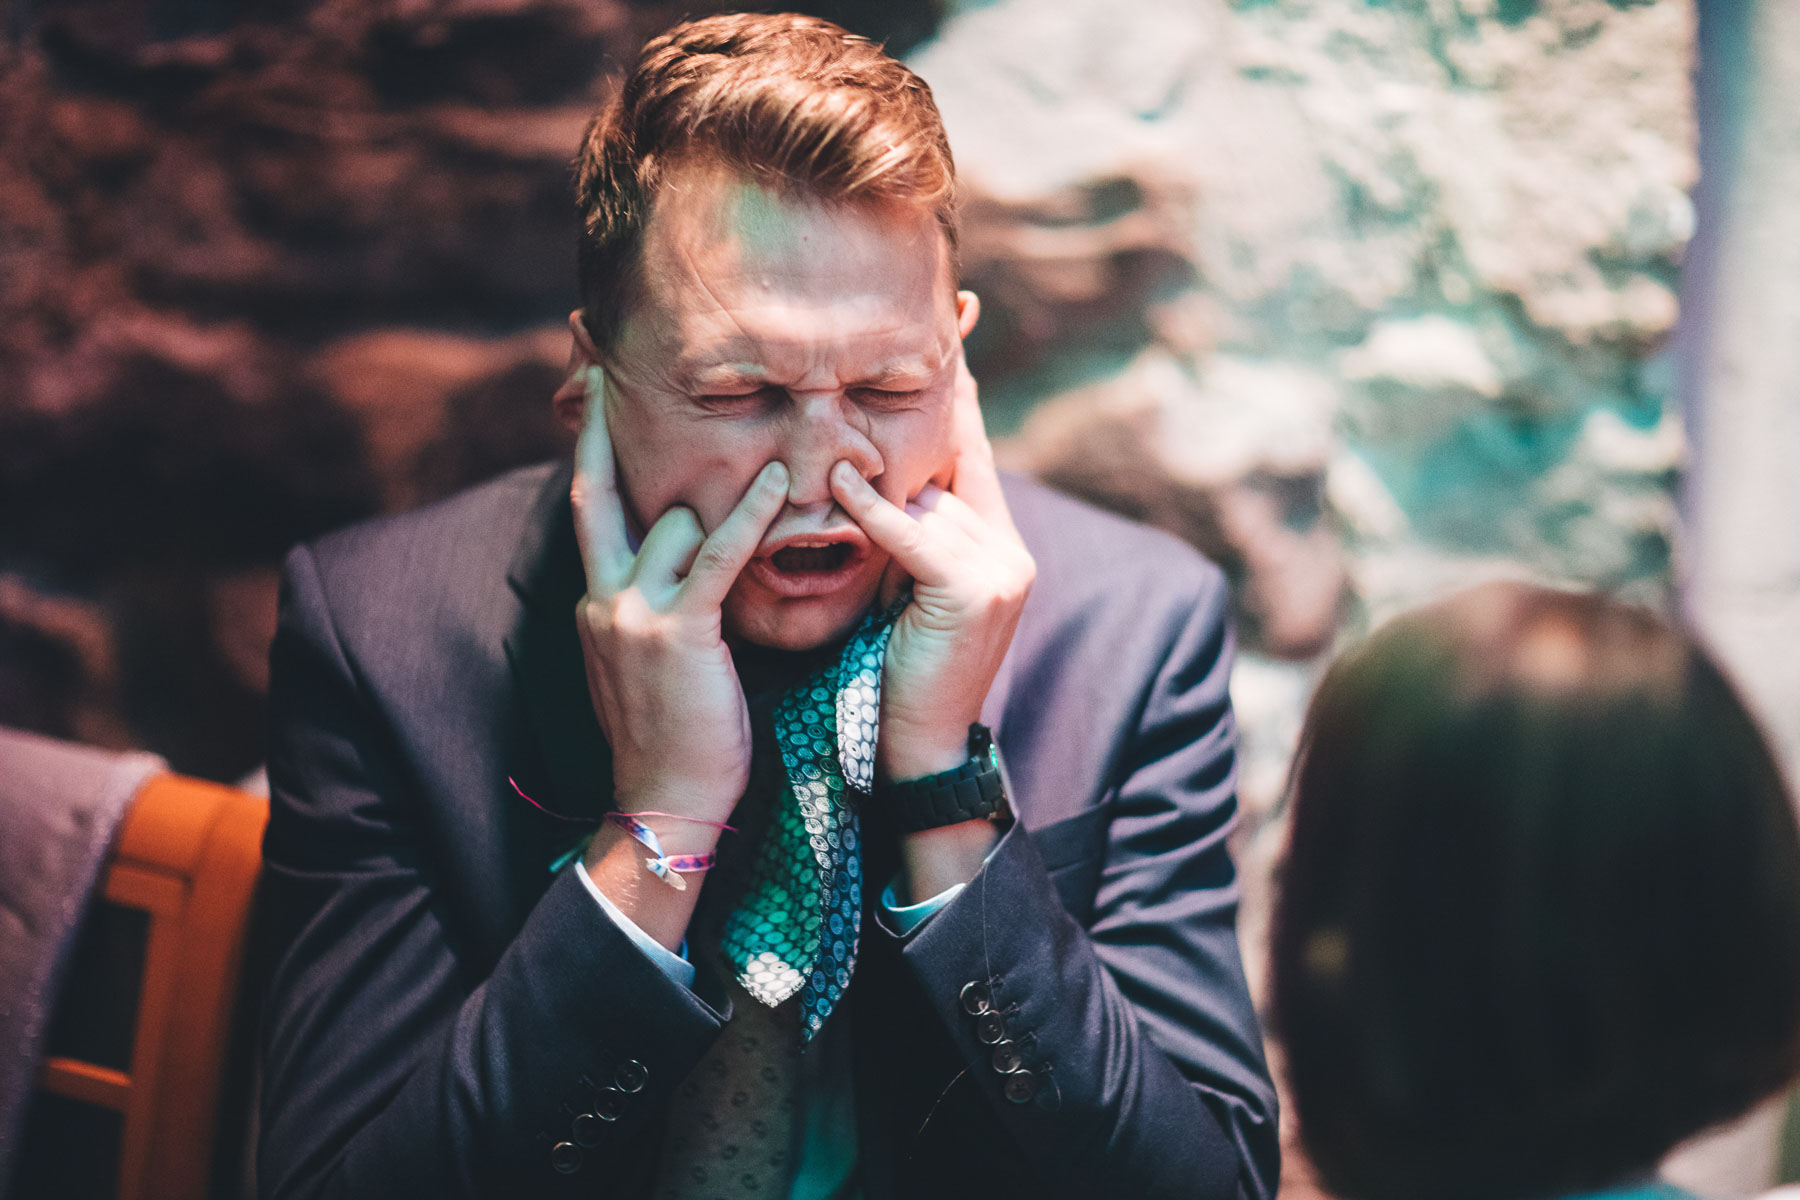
[570,370,788,836]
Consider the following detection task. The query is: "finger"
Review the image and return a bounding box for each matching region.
[899,490,985,568]
[829,462,956,587]
[678,461,791,613]
[631,506,706,595]
[906,484,986,543]
[946,358,1018,537]
[572,381,635,595]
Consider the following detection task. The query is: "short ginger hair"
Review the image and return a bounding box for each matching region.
[572,12,959,351]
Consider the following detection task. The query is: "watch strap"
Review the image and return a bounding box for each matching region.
[881,724,1008,832]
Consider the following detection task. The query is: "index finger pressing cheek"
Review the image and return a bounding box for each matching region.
[830,461,955,588]
[677,461,791,613]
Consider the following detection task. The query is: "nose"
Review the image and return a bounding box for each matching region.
[780,392,883,508]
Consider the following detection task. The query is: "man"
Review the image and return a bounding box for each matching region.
[258,13,1277,1200]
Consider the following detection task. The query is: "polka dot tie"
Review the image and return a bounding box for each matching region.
[716,598,900,1043]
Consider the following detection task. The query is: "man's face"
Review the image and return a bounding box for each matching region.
[563,165,977,651]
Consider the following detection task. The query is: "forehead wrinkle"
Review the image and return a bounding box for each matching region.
[636,170,959,395]
[707,174,931,284]
[649,180,946,316]
[682,329,949,394]
[683,172,944,298]
[653,216,862,384]
[664,269,953,383]
[663,232,763,352]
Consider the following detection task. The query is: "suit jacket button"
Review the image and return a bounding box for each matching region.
[614,1059,649,1093]
[594,1088,626,1121]
[990,1041,1023,1074]
[550,1141,584,1174]
[959,981,993,1014]
[1003,1070,1037,1104]
[572,1112,605,1147]
[975,1011,1006,1045]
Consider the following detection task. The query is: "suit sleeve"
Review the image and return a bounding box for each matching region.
[887,563,1280,1200]
[256,543,728,1200]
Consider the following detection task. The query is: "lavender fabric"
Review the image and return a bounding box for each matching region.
[0,728,162,1197]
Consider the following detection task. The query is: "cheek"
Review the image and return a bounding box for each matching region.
[608,402,766,532]
[872,407,956,500]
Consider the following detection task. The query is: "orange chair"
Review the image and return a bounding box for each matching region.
[22,773,267,1200]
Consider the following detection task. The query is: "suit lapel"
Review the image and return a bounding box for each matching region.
[502,460,616,823]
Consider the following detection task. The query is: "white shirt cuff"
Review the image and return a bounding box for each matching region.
[575,859,696,990]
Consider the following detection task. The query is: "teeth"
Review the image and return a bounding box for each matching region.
[764,537,843,554]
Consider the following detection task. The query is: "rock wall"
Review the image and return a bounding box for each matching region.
[0,0,622,777]
[1,0,1695,811]
[913,0,1695,837]
[0,0,948,780]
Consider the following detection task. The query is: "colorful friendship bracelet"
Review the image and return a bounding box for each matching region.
[508,778,735,880]
[605,811,717,891]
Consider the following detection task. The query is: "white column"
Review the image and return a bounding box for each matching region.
[1670,0,1800,1194]
[1682,0,1800,785]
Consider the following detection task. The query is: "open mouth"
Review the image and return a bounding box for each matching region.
[769,543,855,574]
[747,533,869,598]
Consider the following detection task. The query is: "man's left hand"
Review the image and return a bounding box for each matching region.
[829,357,1036,783]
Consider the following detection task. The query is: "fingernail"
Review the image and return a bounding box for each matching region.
[831,461,856,487]
[765,461,788,488]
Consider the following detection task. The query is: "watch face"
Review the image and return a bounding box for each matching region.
[969,721,998,767]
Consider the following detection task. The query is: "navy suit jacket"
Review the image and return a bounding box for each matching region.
[257,461,1279,1199]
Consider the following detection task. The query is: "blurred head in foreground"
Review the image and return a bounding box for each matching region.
[1271,582,1800,1200]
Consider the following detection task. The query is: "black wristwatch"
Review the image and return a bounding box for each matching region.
[881,723,1011,832]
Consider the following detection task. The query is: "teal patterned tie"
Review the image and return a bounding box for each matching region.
[717,599,901,1043]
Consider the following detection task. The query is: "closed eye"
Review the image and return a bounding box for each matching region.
[695,387,782,413]
[850,387,925,410]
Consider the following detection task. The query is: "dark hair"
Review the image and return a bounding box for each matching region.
[1270,582,1800,1200]
[572,12,958,352]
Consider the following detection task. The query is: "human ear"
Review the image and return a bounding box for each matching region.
[552,310,604,434]
[956,290,981,338]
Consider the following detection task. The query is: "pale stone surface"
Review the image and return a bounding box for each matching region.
[914,0,1696,833]
[0,0,616,776]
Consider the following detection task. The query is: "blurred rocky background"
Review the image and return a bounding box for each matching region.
[0,0,1695,794]
[924,0,1694,833]
[0,0,953,783]
[7,0,1800,1191]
